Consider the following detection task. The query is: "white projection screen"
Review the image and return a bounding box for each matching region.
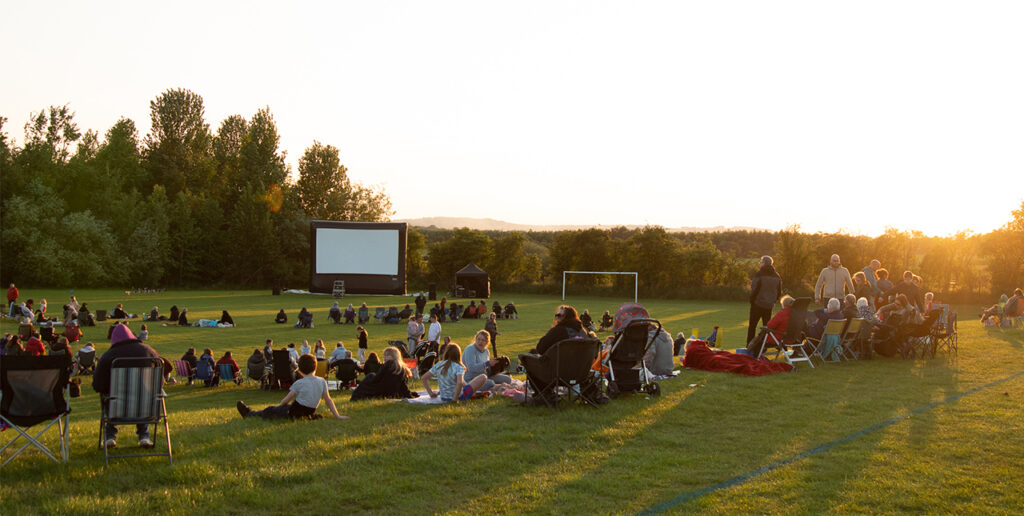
[309,221,407,295]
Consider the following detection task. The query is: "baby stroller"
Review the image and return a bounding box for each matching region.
[602,303,661,397]
[412,340,439,376]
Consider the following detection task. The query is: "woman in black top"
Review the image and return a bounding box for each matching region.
[178,308,190,326]
[219,310,234,326]
[275,309,287,324]
[181,347,198,384]
[350,347,414,400]
[533,305,585,355]
[169,305,180,322]
[357,326,369,363]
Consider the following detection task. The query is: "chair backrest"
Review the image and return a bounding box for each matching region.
[77,350,96,368]
[217,363,234,380]
[546,338,601,384]
[783,298,812,342]
[172,360,190,378]
[18,323,34,339]
[108,357,163,419]
[96,309,107,322]
[823,319,847,337]
[907,310,943,338]
[336,360,358,382]
[195,358,213,380]
[272,349,293,383]
[841,319,863,341]
[0,355,71,426]
[315,359,328,379]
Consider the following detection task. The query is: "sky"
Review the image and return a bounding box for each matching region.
[2,1,1022,237]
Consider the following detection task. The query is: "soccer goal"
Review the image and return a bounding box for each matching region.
[561,271,638,303]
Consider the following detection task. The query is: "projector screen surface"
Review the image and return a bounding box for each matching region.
[315,228,399,275]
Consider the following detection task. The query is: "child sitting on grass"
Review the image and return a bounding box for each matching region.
[421,343,487,402]
[237,354,348,420]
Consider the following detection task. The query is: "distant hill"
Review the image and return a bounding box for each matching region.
[394,216,767,233]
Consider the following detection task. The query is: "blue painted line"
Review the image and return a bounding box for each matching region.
[638,370,1024,515]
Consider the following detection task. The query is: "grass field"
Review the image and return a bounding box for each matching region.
[1,288,1023,515]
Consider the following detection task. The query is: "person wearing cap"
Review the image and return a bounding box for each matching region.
[92,323,161,449]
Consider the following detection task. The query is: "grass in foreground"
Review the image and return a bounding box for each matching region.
[1,288,1023,515]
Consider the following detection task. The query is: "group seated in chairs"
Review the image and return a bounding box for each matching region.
[748,294,955,366]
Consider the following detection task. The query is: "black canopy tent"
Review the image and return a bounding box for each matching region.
[454,263,490,298]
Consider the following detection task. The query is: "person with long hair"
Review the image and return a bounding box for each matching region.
[421,343,488,402]
[356,326,368,363]
[533,305,585,355]
[350,346,415,400]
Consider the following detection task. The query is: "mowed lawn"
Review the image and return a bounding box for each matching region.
[1,288,1023,515]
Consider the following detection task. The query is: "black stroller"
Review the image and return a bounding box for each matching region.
[412,340,439,377]
[603,303,662,397]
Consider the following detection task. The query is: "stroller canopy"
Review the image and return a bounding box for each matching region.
[613,303,650,333]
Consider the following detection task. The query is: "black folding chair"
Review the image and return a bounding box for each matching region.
[756,298,814,368]
[933,311,958,358]
[520,337,603,409]
[1,355,72,467]
[900,311,943,359]
[98,357,172,465]
[270,349,294,389]
[76,350,97,375]
[333,359,359,390]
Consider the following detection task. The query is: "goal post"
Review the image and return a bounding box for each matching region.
[562,271,638,303]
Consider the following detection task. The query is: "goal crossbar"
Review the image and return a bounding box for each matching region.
[561,271,638,303]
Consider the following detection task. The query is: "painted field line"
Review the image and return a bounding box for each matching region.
[638,369,1024,515]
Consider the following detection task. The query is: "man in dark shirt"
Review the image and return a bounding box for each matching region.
[886,271,924,310]
[93,324,160,449]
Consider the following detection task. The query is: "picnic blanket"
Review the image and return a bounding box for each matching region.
[404,390,492,404]
[682,340,793,376]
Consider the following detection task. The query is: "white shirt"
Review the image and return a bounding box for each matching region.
[428,321,442,342]
[300,343,311,355]
[289,375,327,409]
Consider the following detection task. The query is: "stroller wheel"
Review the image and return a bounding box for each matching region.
[607,381,620,397]
[646,382,661,397]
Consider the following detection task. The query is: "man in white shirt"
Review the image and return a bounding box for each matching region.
[427,314,442,344]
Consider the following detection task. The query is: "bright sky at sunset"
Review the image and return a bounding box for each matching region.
[3,1,1022,237]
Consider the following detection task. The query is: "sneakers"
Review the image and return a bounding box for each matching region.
[139,437,154,449]
[236,401,251,418]
[104,438,117,449]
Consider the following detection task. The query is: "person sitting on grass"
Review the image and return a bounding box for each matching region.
[580,309,595,332]
[49,336,72,356]
[463,330,511,391]
[168,305,180,322]
[349,346,414,401]
[314,339,326,359]
[147,306,162,321]
[300,340,311,356]
[177,308,190,327]
[110,303,129,319]
[236,354,348,420]
[275,309,287,324]
[219,310,235,326]
[504,302,519,320]
[64,320,83,343]
[216,351,243,385]
[138,324,149,341]
[421,343,488,402]
[296,307,313,328]
[79,303,96,326]
[25,332,45,356]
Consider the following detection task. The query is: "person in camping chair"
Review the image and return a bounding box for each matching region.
[93,325,160,449]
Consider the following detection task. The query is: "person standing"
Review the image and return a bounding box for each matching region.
[747,256,782,345]
[814,254,855,307]
[7,283,18,318]
[427,314,442,345]
[862,260,882,296]
[484,313,500,356]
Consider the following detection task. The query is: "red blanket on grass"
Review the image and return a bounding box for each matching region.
[682,340,793,376]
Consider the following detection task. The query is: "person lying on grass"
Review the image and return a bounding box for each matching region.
[237,353,348,420]
[421,343,488,402]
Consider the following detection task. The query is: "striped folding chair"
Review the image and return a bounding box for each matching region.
[99,357,172,465]
[1,356,72,467]
[172,360,191,383]
[807,319,848,364]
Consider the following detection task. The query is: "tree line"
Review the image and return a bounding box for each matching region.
[2,91,1021,302]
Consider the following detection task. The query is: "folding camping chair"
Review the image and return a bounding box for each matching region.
[756,298,815,368]
[172,360,192,384]
[76,349,97,376]
[933,311,958,358]
[98,357,172,465]
[373,307,387,323]
[95,309,107,322]
[333,360,359,390]
[246,363,267,388]
[520,337,603,409]
[807,319,848,364]
[838,319,864,361]
[1,355,72,467]
[271,349,295,389]
[900,310,943,359]
[217,363,239,386]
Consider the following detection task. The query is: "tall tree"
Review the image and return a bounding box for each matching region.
[144,88,214,198]
[296,141,392,221]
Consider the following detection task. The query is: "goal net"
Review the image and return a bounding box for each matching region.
[561,271,638,303]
